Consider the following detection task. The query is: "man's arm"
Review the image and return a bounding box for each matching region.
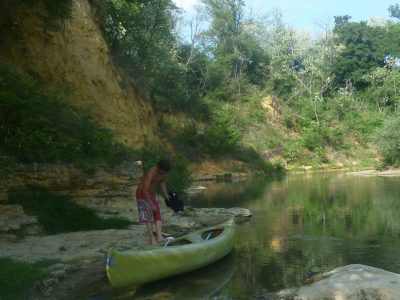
[160,178,169,199]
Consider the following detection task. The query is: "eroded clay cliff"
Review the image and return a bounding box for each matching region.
[0,0,157,147]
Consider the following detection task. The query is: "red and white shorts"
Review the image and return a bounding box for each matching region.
[136,189,162,223]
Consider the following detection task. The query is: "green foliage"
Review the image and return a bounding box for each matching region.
[43,0,72,21]
[202,0,269,97]
[20,0,73,21]
[173,110,240,158]
[389,4,400,19]
[9,0,400,171]
[344,109,383,144]
[362,64,400,112]
[328,87,356,120]
[170,116,278,174]
[174,123,205,159]
[90,0,197,112]
[18,0,73,32]
[333,22,400,89]
[0,257,46,300]
[282,137,304,163]
[8,189,131,234]
[315,146,328,163]
[203,116,240,155]
[0,62,133,167]
[233,147,283,175]
[302,124,344,151]
[269,76,296,99]
[302,126,325,151]
[372,114,400,166]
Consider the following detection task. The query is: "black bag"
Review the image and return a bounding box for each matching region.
[165,191,184,213]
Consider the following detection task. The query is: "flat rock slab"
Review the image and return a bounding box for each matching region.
[0,227,147,263]
[274,264,400,300]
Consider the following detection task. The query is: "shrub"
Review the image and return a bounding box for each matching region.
[302,126,325,151]
[344,110,383,144]
[302,124,344,151]
[234,147,283,175]
[203,116,240,155]
[315,146,328,163]
[43,0,73,21]
[283,138,304,163]
[372,115,400,166]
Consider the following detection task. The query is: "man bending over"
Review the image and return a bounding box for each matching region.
[136,159,171,245]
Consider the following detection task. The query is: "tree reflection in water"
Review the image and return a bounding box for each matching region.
[188,172,400,298]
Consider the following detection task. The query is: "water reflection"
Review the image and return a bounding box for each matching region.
[188,172,400,298]
[187,178,275,208]
[133,252,236,300]
[86,253,236,300]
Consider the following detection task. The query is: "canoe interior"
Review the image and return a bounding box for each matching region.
[201,228,223,240]
[165,228,224,247]
[165,238,192,246]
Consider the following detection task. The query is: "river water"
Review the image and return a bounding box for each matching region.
[88,171,400,299]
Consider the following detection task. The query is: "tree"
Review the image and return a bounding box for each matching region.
[333,20,400,89]
[263,16,343,125]
[363,58,400,112]
[372,114,400,166]
[91,0,187,110]
[389,4,400,20]
[201,0,269,98]
[334,15,352,29]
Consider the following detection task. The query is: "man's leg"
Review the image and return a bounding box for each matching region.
[145,222,157,245]
[155,220,165,243]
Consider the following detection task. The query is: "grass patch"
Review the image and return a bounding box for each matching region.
[8,189,131,234]
[0,257,47,300]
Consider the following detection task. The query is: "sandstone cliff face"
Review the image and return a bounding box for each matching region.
[0,0,160,233]
[0,0,156,147]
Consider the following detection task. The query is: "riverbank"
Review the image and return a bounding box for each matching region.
[0,205,249,299]
[346,168,400,177]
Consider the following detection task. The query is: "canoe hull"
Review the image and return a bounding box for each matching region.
[107,219,235,287]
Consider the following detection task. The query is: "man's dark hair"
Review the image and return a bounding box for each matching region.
[157,159,171,172]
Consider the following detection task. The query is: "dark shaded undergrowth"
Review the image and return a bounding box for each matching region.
[8,189,131,234]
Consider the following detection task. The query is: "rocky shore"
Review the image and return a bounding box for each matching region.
[3,201,400,300]
[0,198,250,299]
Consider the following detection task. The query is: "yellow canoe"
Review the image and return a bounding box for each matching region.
[106,218,235,287]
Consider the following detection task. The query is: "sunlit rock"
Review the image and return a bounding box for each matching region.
[272,264,400,300]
